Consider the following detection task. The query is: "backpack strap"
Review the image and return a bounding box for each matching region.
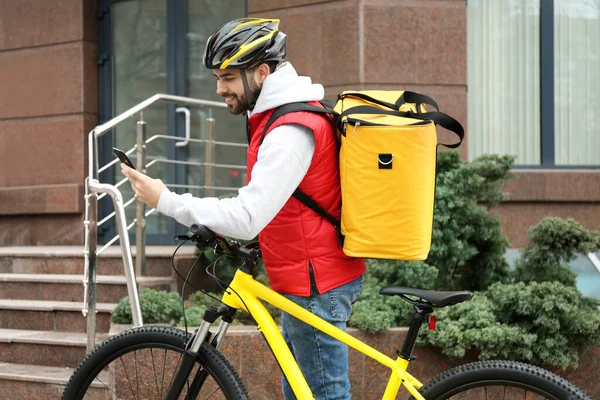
[395,91,440,111]
[259,102,337,145]
[293,188,344,247]
[257,102,344,245]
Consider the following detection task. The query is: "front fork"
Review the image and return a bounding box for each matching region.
[165,304,237,400]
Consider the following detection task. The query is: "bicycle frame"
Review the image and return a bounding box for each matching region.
[218,269,425,400]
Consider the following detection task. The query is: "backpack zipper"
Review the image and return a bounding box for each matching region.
[344,117,431,134]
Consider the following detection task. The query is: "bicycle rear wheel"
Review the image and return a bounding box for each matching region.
[62,325,248,399]
[415,360,590,400]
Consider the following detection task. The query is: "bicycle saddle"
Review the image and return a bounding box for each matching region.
[379,287,473,308]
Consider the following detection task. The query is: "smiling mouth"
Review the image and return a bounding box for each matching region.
[223,95,236,105]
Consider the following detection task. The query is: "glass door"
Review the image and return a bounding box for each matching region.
[98,0,247,245]
[184,1,249,204]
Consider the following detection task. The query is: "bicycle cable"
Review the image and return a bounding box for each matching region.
[204,254,256,322]
[171,234,258,334]
[172,241,229,335]
[170,239,200,292]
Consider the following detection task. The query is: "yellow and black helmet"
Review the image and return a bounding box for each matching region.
[203,18,287,70]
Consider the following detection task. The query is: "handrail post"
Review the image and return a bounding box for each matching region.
[84,179,98,353]
[135,117,147,277]
[88,180,144,327]
[205,114,215,197]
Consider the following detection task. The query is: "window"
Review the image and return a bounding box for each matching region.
[554,0,600,165]
[467,0,600,167]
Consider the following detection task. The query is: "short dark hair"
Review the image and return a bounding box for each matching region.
[248,61,278,74]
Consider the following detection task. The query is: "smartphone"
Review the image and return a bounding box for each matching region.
[113,147,136,170]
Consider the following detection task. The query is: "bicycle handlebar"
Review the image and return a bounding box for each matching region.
[184,224,261,265]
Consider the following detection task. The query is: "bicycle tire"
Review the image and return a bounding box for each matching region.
[413,360,591,400]
[62,325,249,400]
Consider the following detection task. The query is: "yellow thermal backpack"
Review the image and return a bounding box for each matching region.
[259,90,464,260]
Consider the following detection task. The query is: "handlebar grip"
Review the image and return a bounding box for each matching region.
[190,224,215,241]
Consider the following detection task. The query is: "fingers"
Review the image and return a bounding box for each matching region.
[121,163,142,181]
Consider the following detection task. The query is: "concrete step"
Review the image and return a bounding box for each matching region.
[0,245,196,276]
[0,299,115,333]
[0,273,175,303]
[0,362,110,399]
[0,328,109,368]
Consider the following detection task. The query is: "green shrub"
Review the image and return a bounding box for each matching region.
[420,292,537,360]
[515,217,600,286]
[423,217,600,368]
[111,288,183,324]
[427,152,514,291]
[179,306,206,327]
[422,281,600,368]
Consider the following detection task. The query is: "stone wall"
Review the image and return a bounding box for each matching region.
[219,326,599,399]
[0,0,98,245]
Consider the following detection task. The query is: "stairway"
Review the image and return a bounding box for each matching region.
[0,246,191,399]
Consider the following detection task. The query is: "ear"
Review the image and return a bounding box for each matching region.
[254,63,271,85]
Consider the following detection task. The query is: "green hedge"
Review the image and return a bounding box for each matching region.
[422,217,600,368]
[111,288,183,324]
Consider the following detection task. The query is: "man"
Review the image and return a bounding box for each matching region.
[122,18,365,400]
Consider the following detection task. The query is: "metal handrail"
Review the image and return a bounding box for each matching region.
[93,94,226,137]
[83,93,234,351]
[89,94,228,180]
[146,134,249,148]
[146,158,246,170]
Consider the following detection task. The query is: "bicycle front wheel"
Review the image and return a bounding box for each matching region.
[62,325,248,400]
[415,360,590,400]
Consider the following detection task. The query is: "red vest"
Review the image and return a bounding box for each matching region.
[247,102,365,296]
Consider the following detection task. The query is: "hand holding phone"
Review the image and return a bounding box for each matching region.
[113,147,136,170]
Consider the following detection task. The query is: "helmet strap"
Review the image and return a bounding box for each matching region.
[241,69,257,112]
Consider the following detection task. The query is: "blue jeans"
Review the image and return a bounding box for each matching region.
[281,275,363,400]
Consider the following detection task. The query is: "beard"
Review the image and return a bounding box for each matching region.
[225,73,262,115]
[225,93,249,115]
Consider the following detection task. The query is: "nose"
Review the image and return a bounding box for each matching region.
[216,80,227,96]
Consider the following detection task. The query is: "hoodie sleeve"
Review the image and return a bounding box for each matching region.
[156,124,315,240]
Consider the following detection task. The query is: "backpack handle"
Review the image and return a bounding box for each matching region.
[339,91,440,112]
[340,106,464,149]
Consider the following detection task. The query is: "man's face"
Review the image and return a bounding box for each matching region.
[213,68,261,115]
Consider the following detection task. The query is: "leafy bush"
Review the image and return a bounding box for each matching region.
[515,217,600,286]
[423,281,600,368]
[179,306,206,327]
[423,217,600,368]
[111,288,183,324]
[427,152,514,290]
[349,152,514,332]
[420,292,537,360]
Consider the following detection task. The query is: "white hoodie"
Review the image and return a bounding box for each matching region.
[157,62,323,239]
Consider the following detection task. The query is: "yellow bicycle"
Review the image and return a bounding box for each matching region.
[63,225,591,399]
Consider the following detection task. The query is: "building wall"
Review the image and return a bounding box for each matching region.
[0,0,98,245]
[250,0,468,158]
[0,0,597,248]
[250,0,599,249]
